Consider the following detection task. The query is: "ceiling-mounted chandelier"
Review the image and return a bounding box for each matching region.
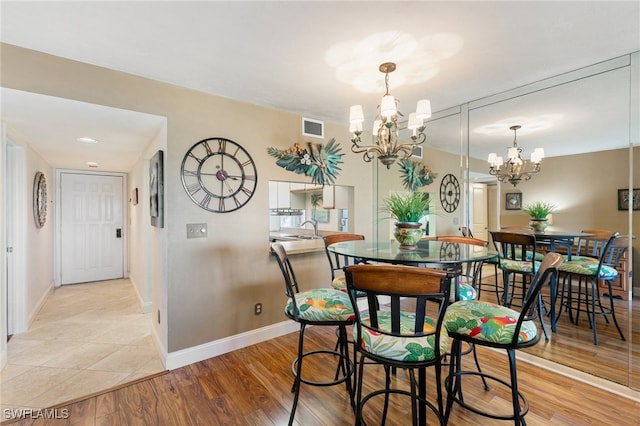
[487,125,545,186]
[348,62,431,169]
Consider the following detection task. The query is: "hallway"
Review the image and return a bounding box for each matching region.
[1,279,164,412]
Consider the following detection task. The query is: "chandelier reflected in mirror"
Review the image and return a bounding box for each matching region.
[349,62,431,169]
[487,125,545,186]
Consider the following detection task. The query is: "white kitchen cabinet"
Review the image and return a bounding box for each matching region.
[271,181,305,209]
[322,185,335,209]
[322,185,349,209]
[268,181,279,209]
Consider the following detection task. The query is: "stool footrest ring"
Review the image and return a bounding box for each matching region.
[446,371,529,421]
[291,349,353,387]
[360,388,444,425]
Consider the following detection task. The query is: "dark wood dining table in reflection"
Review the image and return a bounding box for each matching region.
[529,230,594,332]
[328,238,496,425]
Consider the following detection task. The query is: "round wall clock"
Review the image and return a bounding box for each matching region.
[439,173,460,213]
[180,137,258,213]
[33,171,47,228]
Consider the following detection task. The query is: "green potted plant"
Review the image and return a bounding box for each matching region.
[382,191,432,249]
[523,200,556,232]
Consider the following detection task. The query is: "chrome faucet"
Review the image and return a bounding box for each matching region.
[300,219,318,236]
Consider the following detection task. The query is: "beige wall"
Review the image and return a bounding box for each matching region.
[0,43,374,354]
[2,44,636,367]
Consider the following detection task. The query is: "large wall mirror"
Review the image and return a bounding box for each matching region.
[374,52,638,390]
[466,56,636,388]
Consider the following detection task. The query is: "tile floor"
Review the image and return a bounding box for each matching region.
[1,279,164,411]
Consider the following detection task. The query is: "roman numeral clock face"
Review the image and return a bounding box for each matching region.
[180,138,258,213]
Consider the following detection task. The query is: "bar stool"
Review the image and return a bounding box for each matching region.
[444,253,563,426]
[490,230,549,340]
[323,233,365,292]
[345,264,452,425]
[558,234,627,345]
[271,243,355,425]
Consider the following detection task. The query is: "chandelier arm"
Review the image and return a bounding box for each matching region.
[348,62,431,168]
[410,131,427,145]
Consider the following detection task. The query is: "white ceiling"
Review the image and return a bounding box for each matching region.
[1,1,639,172]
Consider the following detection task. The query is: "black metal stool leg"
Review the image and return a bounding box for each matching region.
[289,324,306,425]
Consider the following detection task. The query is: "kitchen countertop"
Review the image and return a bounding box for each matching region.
[270,238,326,255]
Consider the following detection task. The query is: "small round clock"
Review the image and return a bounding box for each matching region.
[180,137,258,213]
[439,173,460,213]
[33,171,47,228]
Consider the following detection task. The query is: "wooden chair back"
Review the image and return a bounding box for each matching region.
[323,233,365,281]
[491,231,537,262]
[575,229,617,258]
[344,264,451,346]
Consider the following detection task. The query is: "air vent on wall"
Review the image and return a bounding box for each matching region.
[302,117,324,139]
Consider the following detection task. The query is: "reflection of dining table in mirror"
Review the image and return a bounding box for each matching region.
[530,230,594,333]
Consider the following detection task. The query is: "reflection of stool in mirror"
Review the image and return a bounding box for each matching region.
[558,234,627,345]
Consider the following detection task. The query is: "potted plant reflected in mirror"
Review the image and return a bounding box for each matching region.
[382,191,432,250]
[523,200,556,232]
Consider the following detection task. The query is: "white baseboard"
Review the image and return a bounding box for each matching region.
[128,276,152,314]
[26,283,54,331]
[165,320,299,371]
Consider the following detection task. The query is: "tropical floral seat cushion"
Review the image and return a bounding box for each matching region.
[559,258,618,279]
[499,259,541,273]
[353,310,450,362]
[454,283,477,302]
[285,288,354,322]
[332,275,367,297]
[444,300,538,345]
[331,274,347,290]
[485,254,499,264]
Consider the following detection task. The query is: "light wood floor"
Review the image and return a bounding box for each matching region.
[3,271,638,424]
[3,324,639,425]
[477,269,639,386]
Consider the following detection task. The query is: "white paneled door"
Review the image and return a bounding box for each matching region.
[60,172,124,285]
[471,183,489,242]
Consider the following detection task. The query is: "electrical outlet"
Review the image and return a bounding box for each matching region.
[254,303,262,315]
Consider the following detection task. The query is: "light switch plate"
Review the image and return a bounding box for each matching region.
[187,223,208,238]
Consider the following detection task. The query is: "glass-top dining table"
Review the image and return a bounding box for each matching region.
[327,238,496,273]
[327,238,496,426]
